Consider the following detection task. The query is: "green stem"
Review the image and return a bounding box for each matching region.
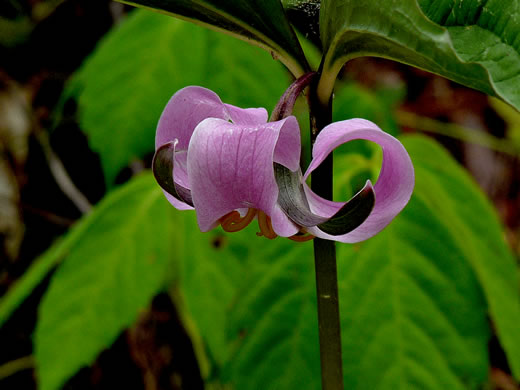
[309,77,344,390]
[0,356,34,380]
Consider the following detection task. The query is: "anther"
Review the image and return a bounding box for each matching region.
[257,211,277,239]
[220,208,257,232]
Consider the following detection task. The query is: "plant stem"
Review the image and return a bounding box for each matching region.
[0,355,34,380]
[309,77,344,390]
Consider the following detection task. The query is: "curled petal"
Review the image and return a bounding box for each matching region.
[155,86,268,210]
[153,141,194,210]
[187,117,300,236]
[303,119,414,243]
[156,86,268,150]
[274,163,375,235]
[317,181,375,235]
[224,103,268,125]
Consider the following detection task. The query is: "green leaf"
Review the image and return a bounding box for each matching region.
[318,0,520,111]
[69,9,291,186]
[34,173,177,390]
[177,224,321,386]
[401,135,520,380]
[173,219,246,370]
[221,238,321,389]
[178,136,519,388]
[116,0,309,77]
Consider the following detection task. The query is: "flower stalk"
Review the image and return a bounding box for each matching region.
[309,78,344,390]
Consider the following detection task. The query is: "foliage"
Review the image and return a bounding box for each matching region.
[68,10,290,186]
[116,0,309,77]
[34,174,178,390]
[318,0,520,110]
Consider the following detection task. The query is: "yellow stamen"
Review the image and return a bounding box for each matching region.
[257,210,278,239]
[289,232,315,242]
[220,208,257,232]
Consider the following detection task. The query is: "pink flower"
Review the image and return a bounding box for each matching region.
[154,86,414,243]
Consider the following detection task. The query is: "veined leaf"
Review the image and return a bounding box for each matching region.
[402,135,520,380]
[318,0,520,111]
[116,0,309,77]
[337,135,519,388]
[34,174,177,390]
[69,10,290,186]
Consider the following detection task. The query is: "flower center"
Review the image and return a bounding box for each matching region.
[219,208,315,241]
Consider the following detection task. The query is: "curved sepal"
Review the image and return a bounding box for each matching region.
[317,181,375,235]
[275,163,375,235]
[152,141,193,206]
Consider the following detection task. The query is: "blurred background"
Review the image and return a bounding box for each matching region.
[0,0,519,389]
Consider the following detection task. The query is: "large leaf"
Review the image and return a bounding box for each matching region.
[34,174,177,390]
[337,135,519,388]
[177,135,519,388]
[318,0,520,111]
[69,9,290,186]
[402,136,520,380]
[116,0,309,77]
[219,238,321,389]
[172,216,246,370]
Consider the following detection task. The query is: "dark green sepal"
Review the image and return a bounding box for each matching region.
[152,141,193,206]
[274,163,375,236]
[316,182,375,235]
[275,162,328,227]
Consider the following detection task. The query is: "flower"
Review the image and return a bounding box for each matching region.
[154,86,414,243]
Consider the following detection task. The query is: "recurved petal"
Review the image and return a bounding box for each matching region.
[187,117,300,235]
[224,103,268,125]
[156,86,268,150]
[153,141,194,210]
[303,119,414,243]
[156,86,229,150]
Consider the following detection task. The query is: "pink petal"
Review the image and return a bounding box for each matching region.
[224,103,268,125]
[156,86,268,150]
[303,119,414,243]
[155,86,268,211]
[187,117,300,236]
[163,191,193,210]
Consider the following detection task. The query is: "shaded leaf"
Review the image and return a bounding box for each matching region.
[116,0,309,77]
[282,0,322,49]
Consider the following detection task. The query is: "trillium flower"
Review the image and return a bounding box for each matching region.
[153,86,414,243]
